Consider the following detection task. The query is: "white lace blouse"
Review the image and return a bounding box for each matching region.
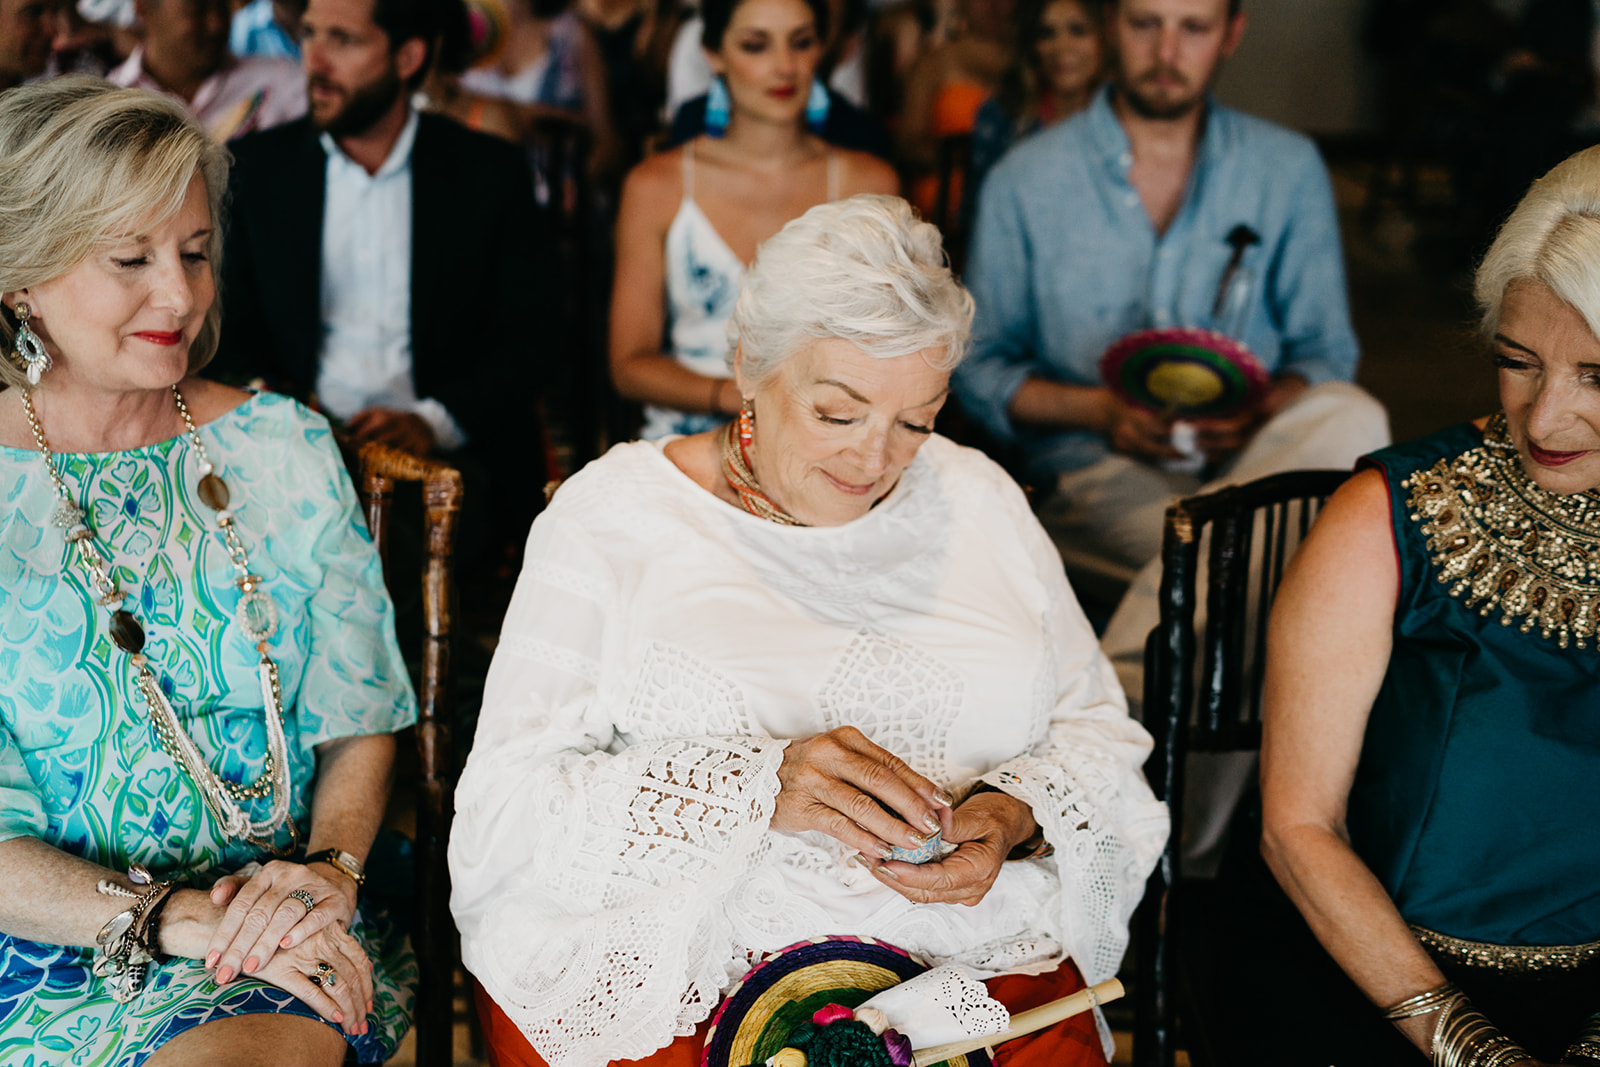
[449,435,1169,1067]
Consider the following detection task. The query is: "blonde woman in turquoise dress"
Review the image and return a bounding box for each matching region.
[0,79,417,1065]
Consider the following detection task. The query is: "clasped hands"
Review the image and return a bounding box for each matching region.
[772,726,1041,908]
[1100,377,1308,462]
[200,859,374,1035]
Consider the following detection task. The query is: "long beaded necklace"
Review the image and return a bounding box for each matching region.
[23,385,295,851]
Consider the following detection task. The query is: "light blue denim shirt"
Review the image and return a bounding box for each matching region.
[954,86,1360,481]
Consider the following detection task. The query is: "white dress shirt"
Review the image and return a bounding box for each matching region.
[315,110,466,450]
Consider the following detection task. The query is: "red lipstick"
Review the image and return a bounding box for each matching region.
[133,331,183,346]
[1528,443,1590,467]
[768,86,798,99]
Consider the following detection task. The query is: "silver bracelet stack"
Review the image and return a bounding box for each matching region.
[93,863,177,1003]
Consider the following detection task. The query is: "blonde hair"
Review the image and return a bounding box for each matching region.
[0,77,229,389]
[728,195,975,387]
[1476,144,1600,339]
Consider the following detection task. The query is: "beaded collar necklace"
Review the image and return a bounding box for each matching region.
[1406,412,1600,650]
[23,385,295,850]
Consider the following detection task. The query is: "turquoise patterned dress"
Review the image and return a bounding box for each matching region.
[0,392,419,1065]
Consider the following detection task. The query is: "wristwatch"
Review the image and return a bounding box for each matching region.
[305,848,366,887]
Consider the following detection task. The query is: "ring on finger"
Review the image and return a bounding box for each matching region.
[309,960,338,988]
[289,888,316,917]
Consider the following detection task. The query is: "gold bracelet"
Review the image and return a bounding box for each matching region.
[1383,981,1462,1020]
[1431,997,1530,1067]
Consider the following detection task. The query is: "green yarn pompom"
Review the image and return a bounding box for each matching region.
[788,1019,893,1067]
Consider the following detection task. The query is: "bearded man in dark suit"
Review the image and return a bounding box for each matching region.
[215,0,548,484]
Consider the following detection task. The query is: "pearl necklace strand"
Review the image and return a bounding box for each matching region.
[23,385,294,850]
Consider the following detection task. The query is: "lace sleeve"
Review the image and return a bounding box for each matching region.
[978,491,1170,986]
[449,507,790,1067]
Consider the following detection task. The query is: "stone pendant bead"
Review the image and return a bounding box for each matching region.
[197,473,230,512]
[110,610,145,653]
[237,588,278,643]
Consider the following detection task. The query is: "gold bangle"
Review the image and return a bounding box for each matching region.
[1431,997,1530,1067]
[1383,981,1461,1020]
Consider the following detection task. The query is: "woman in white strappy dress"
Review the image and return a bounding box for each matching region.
[608,0,898,441]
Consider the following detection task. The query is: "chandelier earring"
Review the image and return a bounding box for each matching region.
[11,302,51,386]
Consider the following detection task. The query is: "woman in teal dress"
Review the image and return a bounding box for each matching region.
[0,79,417,1064]
[1247,146,1600,1065]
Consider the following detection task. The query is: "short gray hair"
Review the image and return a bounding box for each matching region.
[1476,143,1600,339]
[727,194,975,387]
[0,76,229,389]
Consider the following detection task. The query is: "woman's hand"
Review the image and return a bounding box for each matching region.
[771,727,952,860]
[253,920,376,1036]
[205,860,357,984]
[868,790,1037,907]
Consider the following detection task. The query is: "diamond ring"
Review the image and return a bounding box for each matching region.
[289,888,316,916]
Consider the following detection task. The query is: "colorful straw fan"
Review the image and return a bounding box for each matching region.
[700,937,992,1067]
[1099,327,1269,418]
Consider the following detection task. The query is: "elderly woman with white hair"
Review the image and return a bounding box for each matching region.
[0,78,416,1064]
[450,194,1169,1067]
[1225,145,1600,1067]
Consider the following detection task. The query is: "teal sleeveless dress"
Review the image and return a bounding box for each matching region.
[1210,417,1600,1066]
[1349,416,1600,948]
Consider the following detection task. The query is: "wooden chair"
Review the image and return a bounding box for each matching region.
[1130,469,1351,1067]
[357,441,464,1067]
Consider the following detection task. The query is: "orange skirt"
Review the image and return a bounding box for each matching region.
[474,960,1108,1067]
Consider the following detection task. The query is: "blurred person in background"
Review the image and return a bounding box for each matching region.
[962,0,1103,232]
[0,0,50,89]
[229,0,304,59]
[897,0,1013,218]
[459,0,621,174]
[608,0,898,441]
[108,0,306,140]
[665,0,885,155]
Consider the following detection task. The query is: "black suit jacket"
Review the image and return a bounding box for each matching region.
[214,113,550,463]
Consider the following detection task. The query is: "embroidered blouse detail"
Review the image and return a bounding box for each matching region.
[1405,413,1600,649]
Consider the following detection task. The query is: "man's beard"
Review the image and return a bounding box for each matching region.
[310,67,403,138]
[1118,65,1207,121]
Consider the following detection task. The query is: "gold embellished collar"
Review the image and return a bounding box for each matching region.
[1405,413,1600,649]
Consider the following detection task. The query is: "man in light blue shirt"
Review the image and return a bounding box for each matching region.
[957,0,1389,873]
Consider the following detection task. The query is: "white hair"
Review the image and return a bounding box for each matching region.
[1476,143,1600,339]
[727,194,975,387]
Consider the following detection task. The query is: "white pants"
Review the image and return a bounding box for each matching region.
[1040,382,1392,876]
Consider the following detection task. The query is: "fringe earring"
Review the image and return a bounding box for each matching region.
[11,302,50,386]
[805,78,830,133]
[706,77,731,138]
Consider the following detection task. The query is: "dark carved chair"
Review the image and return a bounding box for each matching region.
[357,441,463,1067]
[1131,469,1351,1067]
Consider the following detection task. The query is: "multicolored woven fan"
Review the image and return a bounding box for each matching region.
[1099,327,1268,419]
[701,937,1122,1067]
